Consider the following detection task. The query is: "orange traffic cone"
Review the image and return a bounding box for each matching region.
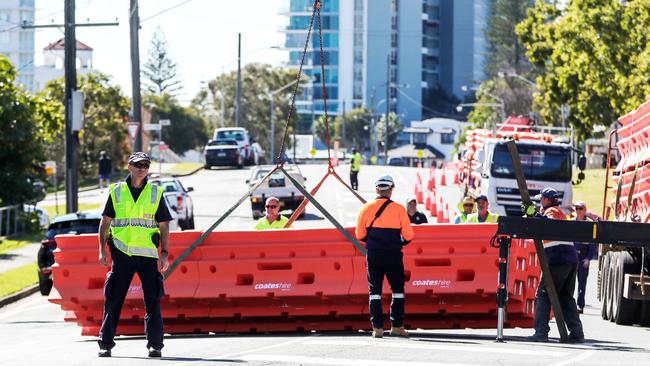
[430,190,437,216]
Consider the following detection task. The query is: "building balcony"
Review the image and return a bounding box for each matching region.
[421,47,439,57]
[421,13,440,23]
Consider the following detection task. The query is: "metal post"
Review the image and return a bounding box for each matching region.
[220,72,225,128]
[270,97,275,162]
[235,33,242,127]
[384,54,390,165]
[64,0,78,213]
[129,0,142,152]
[496,236,511,342]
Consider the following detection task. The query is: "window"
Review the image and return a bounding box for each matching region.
[441,132,455,145]
[414,133,427,144]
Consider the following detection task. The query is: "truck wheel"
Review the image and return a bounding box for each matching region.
[601,253,611,320]
[607,253,616,321]
[38,270,52,296]
[614,252,640,325]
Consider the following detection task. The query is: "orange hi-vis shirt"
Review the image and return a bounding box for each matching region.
[355,197,415,251]
[541,205,578,265]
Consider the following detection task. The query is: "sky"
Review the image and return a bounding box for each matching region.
[34,0,288,103]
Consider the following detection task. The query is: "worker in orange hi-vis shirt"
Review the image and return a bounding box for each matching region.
[356,175,414,339]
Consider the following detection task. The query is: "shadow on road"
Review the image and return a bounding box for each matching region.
[112,356,245,363]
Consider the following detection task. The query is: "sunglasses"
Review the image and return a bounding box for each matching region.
[574,207,585,210]
[265,205,278,209]
[463,204,474,207]
[132,162,150,169]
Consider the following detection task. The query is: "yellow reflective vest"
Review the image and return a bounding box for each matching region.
[466,211,499,223]
[255,215,292,230]
[351,152,362,172]
[110,181,162,258]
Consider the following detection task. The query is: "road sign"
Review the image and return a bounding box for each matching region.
[417,150,424,159]
[159,119,171,126]
[143,123,161,131]
[310,148,316,157]
[127,122,140,145]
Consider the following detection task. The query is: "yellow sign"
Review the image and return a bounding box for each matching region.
[417,150,424,159]
[44,161,56,176]
[370,155,378,165]
[310,148,316,157]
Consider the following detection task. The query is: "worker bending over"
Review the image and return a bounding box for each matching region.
[356,175,414,338]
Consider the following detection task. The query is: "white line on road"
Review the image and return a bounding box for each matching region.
[170,336,312,366]
[0,297,45,321]
[549,350,595,366]
[302,340,567,357]
[239,354,478,366]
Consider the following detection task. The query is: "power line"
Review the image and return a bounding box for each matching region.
[0,0,98,33]
[395,87,457,119]
[141,0,194,23]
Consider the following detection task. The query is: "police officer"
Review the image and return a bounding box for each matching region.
[355,175,414,338]
[465,195,498,223]
[526,187,584,343]
[406,197,428,224]
[572,201,599,313]
[350,148,362,190]
[97,152,172,358]
[255,196,293,229]
[454,196,475,224]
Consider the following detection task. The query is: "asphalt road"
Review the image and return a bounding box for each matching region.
[4,164,649,365]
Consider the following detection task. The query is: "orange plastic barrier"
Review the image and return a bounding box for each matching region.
[51,225,540,336]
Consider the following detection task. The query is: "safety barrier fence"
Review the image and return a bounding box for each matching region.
[50,224,540,335]
[611,100,650,222]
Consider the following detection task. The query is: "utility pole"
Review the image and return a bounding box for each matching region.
[384,54,390,165]
[129,0,142,151]
[235,33,242,127]
[341,99,346,147]
[64,0,78,213]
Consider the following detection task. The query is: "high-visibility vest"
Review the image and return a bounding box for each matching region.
[351,152,362,172]
[466,211,499,223]
[454,212,469,224]
[255,215,292,230]
[110,181,162,259]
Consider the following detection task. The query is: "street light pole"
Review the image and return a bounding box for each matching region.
[268,77,305,162]
[384,54,390,165]
[235,32,242,127]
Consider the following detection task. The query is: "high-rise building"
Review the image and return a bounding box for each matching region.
[0,0,35,92]
[282,0,489,135]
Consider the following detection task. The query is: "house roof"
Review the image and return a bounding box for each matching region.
[44,38,93,51]
[388,143,445,159]
[403,127,432,134]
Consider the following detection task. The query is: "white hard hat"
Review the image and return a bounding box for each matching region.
[375,175,394,190]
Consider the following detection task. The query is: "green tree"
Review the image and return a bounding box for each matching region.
[195,63,299,157]
[142,27,183,96]
[375,112,402,153]
[145,93,209,154]
[40,73,131,180]
[0,55,47,205]
[314,108,374,150]
[517,0,650,140]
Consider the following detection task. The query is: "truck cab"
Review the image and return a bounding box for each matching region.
[479,140,573,216]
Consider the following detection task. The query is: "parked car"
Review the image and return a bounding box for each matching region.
[204,139,244,169]
[149,177,195,230]
[247,165,307,219]
[37,210,102,295]
[162,192,181,231]
[387,156,408,166]
[213,127,256,165]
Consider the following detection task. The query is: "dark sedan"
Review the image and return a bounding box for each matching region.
[204,139,244,169]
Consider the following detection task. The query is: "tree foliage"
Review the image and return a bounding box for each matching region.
[469,0,536,128]
[40,73,131,180]
[0,56,47,205]
[142,28,183,96]
[375,112,403,153]
[193,63,298,157]
[517,0,650,140]
[145,93,209,154]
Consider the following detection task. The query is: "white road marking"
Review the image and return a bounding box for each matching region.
[170,336,312,366]
[239,354,477,366]
[549,350,596,366]
[0,297,45,321]
[303,340,567,357]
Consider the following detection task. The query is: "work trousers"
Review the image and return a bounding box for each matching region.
[366,249,405,328]
[576,262,589,309]
[350,171,359,191]
[533,262,584,338]
[98,242,164,351]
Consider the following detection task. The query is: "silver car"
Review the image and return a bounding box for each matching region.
[149,177,195,230]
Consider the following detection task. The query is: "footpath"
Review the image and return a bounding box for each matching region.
[0,162,203,307]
